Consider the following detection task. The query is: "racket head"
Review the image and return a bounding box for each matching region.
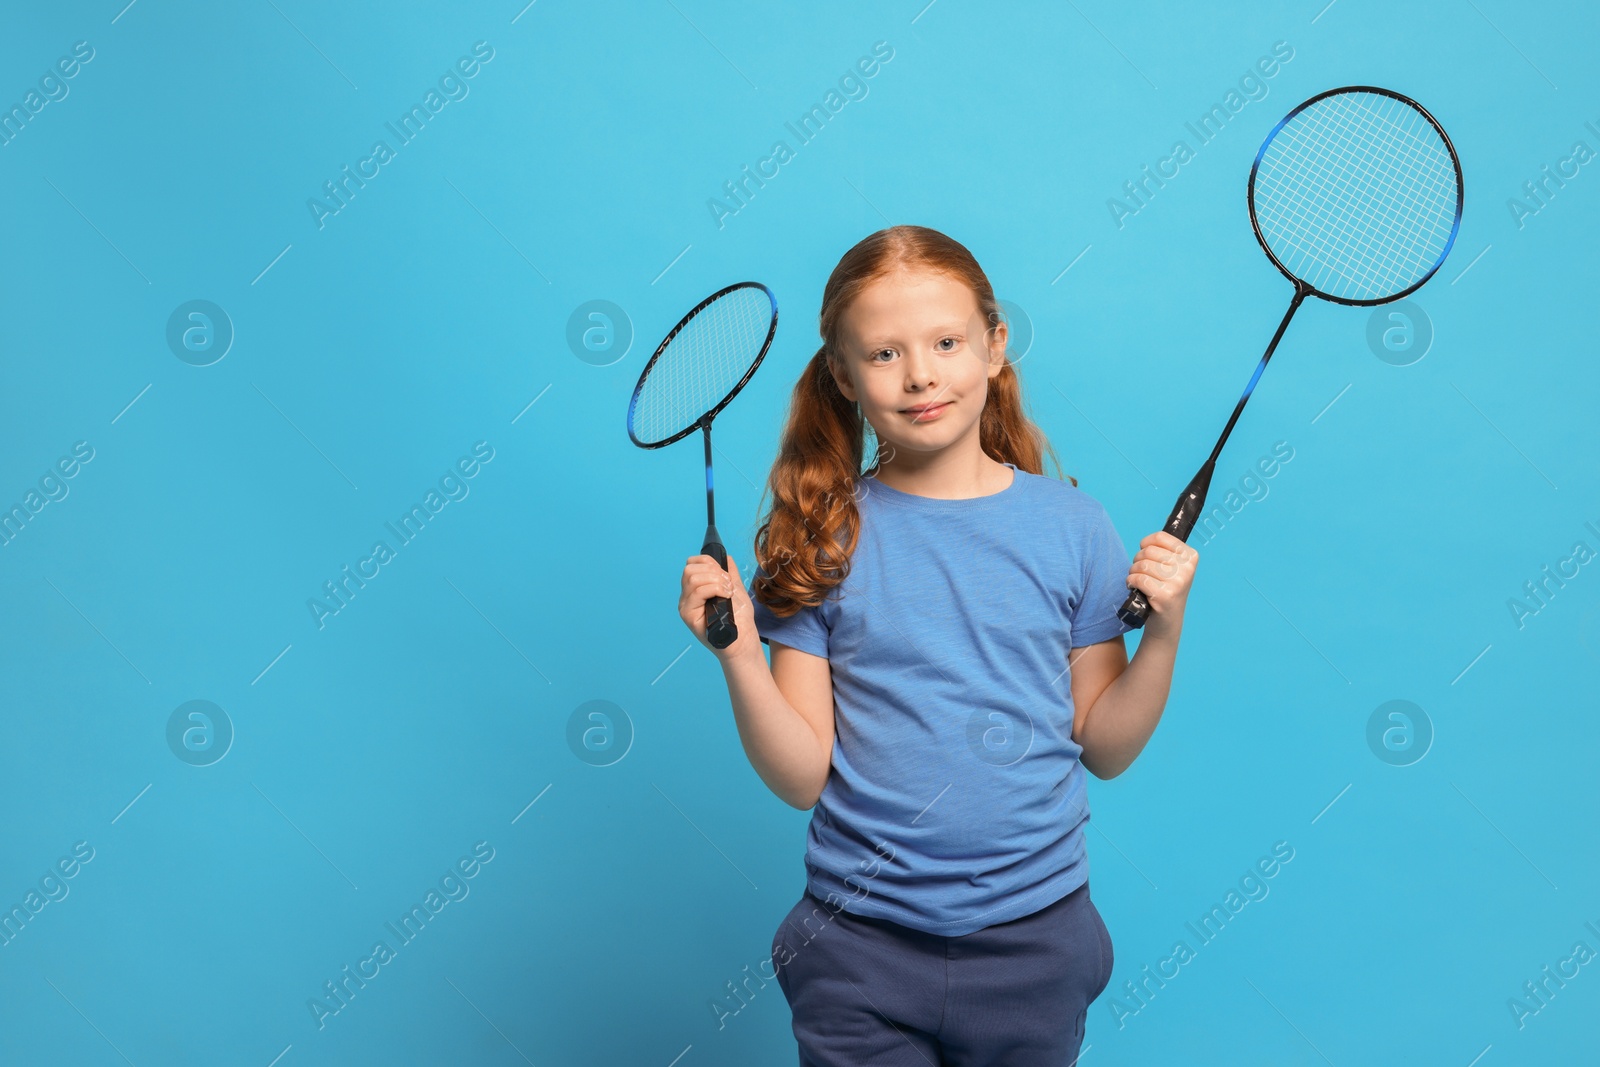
[626,281,778,449]
[1248,86,1464,307]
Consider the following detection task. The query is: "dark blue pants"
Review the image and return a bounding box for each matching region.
[771,880,1113,1066]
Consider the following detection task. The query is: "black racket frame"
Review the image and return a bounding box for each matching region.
[1247,85,1465,308]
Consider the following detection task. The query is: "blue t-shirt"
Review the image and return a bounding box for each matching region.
[749,461,1134,937]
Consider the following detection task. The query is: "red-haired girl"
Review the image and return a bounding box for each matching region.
[679,225,1197,1064]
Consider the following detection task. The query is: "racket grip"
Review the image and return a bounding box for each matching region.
[702,532,738,650]
[1115,461,1214,630]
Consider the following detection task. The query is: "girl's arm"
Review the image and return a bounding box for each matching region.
[1070,531,1199,779]
[681,554,835,810]
[1069,632,1175,779]
[723,642,834,809]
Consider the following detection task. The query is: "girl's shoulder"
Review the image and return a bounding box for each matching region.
[1017,469,1111,519]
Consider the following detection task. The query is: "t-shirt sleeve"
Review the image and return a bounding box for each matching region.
[747,564,831,658]
[1071,505,1135,648]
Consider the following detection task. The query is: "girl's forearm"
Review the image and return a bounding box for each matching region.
[721,648,831,810]
[1077,629,1180,779]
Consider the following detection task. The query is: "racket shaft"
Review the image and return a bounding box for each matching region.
[1205,288,1306,467]
[1118,288,1305,629]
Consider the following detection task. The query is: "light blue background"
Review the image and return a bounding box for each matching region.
[1,1,1595,1064]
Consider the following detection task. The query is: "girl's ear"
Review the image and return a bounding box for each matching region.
[976,305,1007,359]
[828,356,858,402]
[984,316,1009,376]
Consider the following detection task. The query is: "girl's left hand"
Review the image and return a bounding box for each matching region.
[1127,531,1199,640]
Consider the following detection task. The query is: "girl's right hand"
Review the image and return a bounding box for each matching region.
[679,553,761,664]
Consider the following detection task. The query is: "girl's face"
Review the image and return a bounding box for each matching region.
[830,266,1007,463]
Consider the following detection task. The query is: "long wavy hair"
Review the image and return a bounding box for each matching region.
[752,225,1070,618]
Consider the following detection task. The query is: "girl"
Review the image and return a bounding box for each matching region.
[677,226,1197,1065]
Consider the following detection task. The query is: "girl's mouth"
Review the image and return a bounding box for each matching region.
[901,402,950,421]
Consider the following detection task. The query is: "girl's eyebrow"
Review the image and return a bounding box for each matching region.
[860,323,970,347]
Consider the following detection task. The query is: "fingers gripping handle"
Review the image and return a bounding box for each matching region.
[1116,461,1214,630]
[702,527,737,650]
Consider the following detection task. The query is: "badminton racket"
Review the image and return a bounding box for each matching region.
[628,282,778,648]
[1118,85,1464,628]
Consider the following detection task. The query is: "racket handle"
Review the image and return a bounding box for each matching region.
[1115,461,1215,630]
[702,529,738,650]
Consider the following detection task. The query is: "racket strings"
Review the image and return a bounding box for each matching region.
[1298,100,1454,291]
[1262,100,1451,297]
[1258,95,1456,298]
[1260,96,1452,294]
[1276,108,1441,288]
[1253,90,1458,302]
[631,286,773,445]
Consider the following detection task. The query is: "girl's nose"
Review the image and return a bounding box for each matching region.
[902,349,938,389]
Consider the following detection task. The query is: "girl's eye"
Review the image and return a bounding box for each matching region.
[870,338,959,361]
